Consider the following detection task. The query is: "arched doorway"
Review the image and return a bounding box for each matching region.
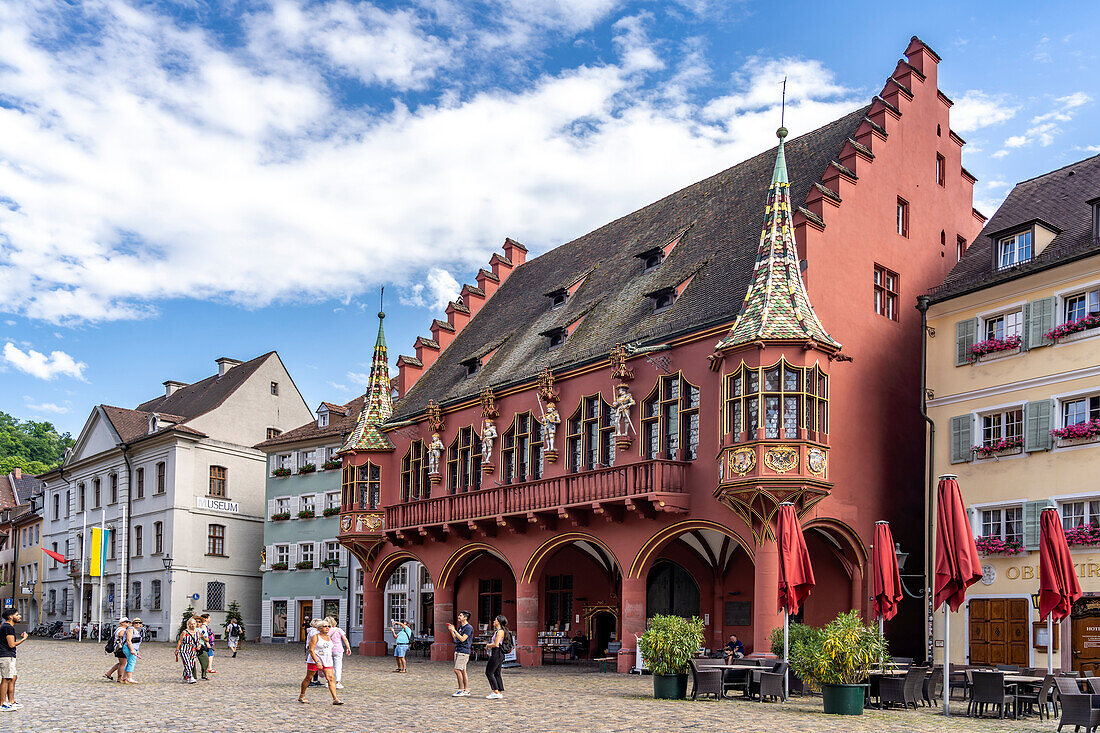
[646,560,699,618]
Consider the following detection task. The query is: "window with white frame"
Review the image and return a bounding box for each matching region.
[300,450,317,468]
[275,497,290,515]
[275,544,290,566]
[300,494,316,514]
[355,593,364,627]
[151,580,161,610]
[998,231,1032,269]
[1061,499,1100,531]
[326,541,340,566]
[298,542,314,567]
[355,568,364,590]
[388,593,408,623]
[981,507,1023,543]
[984,310,1023,341]
[325,491,340,511]
[981,408,1023,447]
[318,412,329,428]
[1064,287,1100,324]
[1063,394,1100,429]
[326,446,339,462]
[278,454,292,469]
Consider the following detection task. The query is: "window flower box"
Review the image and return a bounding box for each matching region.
[321,460,342,471]
[974,535,1025,556]
[295,560,314,570]
[270,562,289,571]
[297,509,316,519]
[297,463,317,475]
[1046,313,1100,342]
[272,467,292,478]
[321,559,340,569]
[969,334,1022,360]
[1066,525,1100,547]
[322,507,340,517]
[972,437,1023,458]
[272,512,291,521]
[1051,420,1100,444]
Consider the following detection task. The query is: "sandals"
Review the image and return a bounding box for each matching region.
[333,700,344,706]
[297,697,308,704]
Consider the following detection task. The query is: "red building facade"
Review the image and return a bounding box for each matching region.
[339,37,985,671]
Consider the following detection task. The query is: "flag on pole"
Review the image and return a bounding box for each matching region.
[325,575,333,587]
[42,547,70,564]
[89,526,111,577]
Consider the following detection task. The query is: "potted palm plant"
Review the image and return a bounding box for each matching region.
[788,610,887,715]
[637,615,704,700]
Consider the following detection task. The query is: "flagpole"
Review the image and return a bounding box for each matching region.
[78,511,86,642]
[98,509,105,642]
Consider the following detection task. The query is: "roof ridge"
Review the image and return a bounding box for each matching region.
[1013,152,1100,187]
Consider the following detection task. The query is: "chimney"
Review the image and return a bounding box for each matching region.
[215,357,243,377]
[163,380,187,397]
[12,468,21,480]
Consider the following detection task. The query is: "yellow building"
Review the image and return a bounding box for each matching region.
[924,153,1100,673]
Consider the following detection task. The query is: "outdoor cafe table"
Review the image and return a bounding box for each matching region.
[711,664,759,698]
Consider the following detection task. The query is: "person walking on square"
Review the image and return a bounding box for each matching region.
[391,620,412,673]
[225,619,243,658]
[0,608,27,712]
[200,614,218,674]
[121,618,143,684]
[194,617,211,680]
[305,619,324,686]
[175,617,200,684]
[299,619,343,705]
[324,617,351,688]
[483,615,510,700]
[446,610,474,697]
[104,618,130,682]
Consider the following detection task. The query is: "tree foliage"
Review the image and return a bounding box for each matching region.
[222,600,244,632]
[787,611,889,688]
[177,603,196,639]
[637,614,704,676]
[0,412,74,473]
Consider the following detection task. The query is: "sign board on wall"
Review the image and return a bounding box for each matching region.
[196,497,240,513]
[725,601,751,626]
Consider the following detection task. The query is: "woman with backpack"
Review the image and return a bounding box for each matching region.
[103,618,130,682]
[483,615,511,700]
[174,617,200,684]
[121,618,143,684]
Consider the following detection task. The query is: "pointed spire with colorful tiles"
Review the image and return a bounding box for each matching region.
[341,310,395,452]
[716,126,840,351]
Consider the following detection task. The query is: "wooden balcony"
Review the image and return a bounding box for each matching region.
[382,459,690,542]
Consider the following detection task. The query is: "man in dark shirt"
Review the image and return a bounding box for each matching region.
[723,633,745,663]
[0,608,28,712]
[446,610,474,697]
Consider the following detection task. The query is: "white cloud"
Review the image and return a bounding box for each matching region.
[3,343,86,380]
[1004,135,1029,148]
[949,91,1018,133]
[0,0,862,325]
[992,93,1091,155]
[346,371,371,388]
[611,13,664,74]
[24,400,69,414]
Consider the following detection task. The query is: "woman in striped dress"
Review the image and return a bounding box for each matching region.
[175,617,200,684]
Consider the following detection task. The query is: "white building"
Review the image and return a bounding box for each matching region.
[39,353,312,640]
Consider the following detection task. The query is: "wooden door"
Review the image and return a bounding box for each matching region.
[969,599,1028,666]
[298,601,313,641]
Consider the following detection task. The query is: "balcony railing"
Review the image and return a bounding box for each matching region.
[384,459,687,532]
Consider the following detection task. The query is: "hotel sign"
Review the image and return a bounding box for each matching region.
[196,497,240,514]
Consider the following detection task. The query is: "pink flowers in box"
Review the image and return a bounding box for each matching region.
[974,535,1025,555]
[1050,419,1100,440]
[1046,313,1100,342]
[968,334,1022,358]
[972,436,1023,456]
[1065,524,1100,547]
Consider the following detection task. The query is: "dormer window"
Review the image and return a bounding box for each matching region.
[318,412,329,428]
[462,358,480,377]
[546,328,566,349]
[651,288,676,313]
[1092,200,1099,240]
[638,247,664,272]
[548,289,568,309]
[998,231,1032,269]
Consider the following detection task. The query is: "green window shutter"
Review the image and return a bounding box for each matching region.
[950,414,973,464]
[1027,297,1055,348]
[1020,302,1030,351]
[1022,499,1053,550]
[1024,399,1054,452]
[955,318,977,366]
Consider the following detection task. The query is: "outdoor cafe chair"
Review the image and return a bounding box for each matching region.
[996,664,1020,673]
[1088,671,1097,679]
[922,666,943,707]
[881,666,926,710]
[1016,675,1057,721]
[968,670,1016,719]
[892,656,914,670]
[752,662,788,702]
[1057,692,1100,733]
[949,668,972,700]
[688,659,724,700]
[1087,678,1100,695]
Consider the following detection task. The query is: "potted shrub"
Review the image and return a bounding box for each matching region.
[271,512,291,521]
[322,459,342,471]
[272,467,292,478]
[295,560,314,570]
[322,507,340,517]
[298,463,317,475]
[788,610,887,715]
[297,508,316,519]
[270,562,289,571]
[769,622,819,694]
[637,614,704,700]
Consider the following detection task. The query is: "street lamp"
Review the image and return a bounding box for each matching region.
[895,542,926,599]
[163,555,174,584]
[326,562,346,591]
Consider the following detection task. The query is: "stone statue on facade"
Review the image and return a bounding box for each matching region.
[537,397,561,457]
[427,432,444,475]
[613,384,636,437]
[481,418,498,469]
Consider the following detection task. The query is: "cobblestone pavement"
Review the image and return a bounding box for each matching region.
[8,639,1052,732]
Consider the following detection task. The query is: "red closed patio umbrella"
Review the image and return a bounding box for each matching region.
[777,502,815,698]
[872,521,903,622]
[934,474,983,716]
[1039,507,1083,673]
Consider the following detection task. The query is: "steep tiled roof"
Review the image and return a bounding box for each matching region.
[392,106,869,420]
[0,476,20,511]
[135,352,274,418]
[101,405,204,445]
[9,471,43,502]
[342,314,395,452]
[254,395,365,450]
[931,154,1100,302]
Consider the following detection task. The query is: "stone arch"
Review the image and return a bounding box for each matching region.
[521,532,622,584]
[371,548,431,589]
[801,516,869,622]
[629,519,754,580]
[438,542,515,589]
[802,517,868,568]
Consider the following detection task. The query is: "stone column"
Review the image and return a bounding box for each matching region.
[359,585,387,656]
[516,579,540,667]
[618,576,646,672]
[752,537,780,655]
[432,585,455,662]
[849,561,864,619]
[713,575,725,649]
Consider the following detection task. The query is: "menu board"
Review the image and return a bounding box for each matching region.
[725,601,751,627]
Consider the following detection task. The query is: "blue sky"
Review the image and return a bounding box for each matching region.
[1,0,1097,437]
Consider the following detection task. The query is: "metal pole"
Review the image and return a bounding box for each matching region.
[1048,616,1054,675]
[783,609,789,699]
[943,605,950,716]
[879,616,884,669]
[98,508,105,642]
[78,511,86,641]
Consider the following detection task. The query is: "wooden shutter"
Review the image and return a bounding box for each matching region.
[1024,399,1054,452]
[315,541,324,567]
[1020,302,1030,351]
[267,499,276,520]
[264,544,274,571]
[1027,297,1055,348]
[339,597,348,629]
[287,601,297,641]
[950,415,973,463]
[261,600,272,638]
[339,545,349,568]
[956,318,977,366]
[1023,499,1053,550]
[288,544,298,567]
[292,495,301,515]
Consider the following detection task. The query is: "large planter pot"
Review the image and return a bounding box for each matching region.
[652,673,688,700]
[821,683,867,715]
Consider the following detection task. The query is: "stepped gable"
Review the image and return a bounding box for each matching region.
[253,395,365,449]
[932,154,1100,301]
[391,106,869,421]
[136,351,274,418]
